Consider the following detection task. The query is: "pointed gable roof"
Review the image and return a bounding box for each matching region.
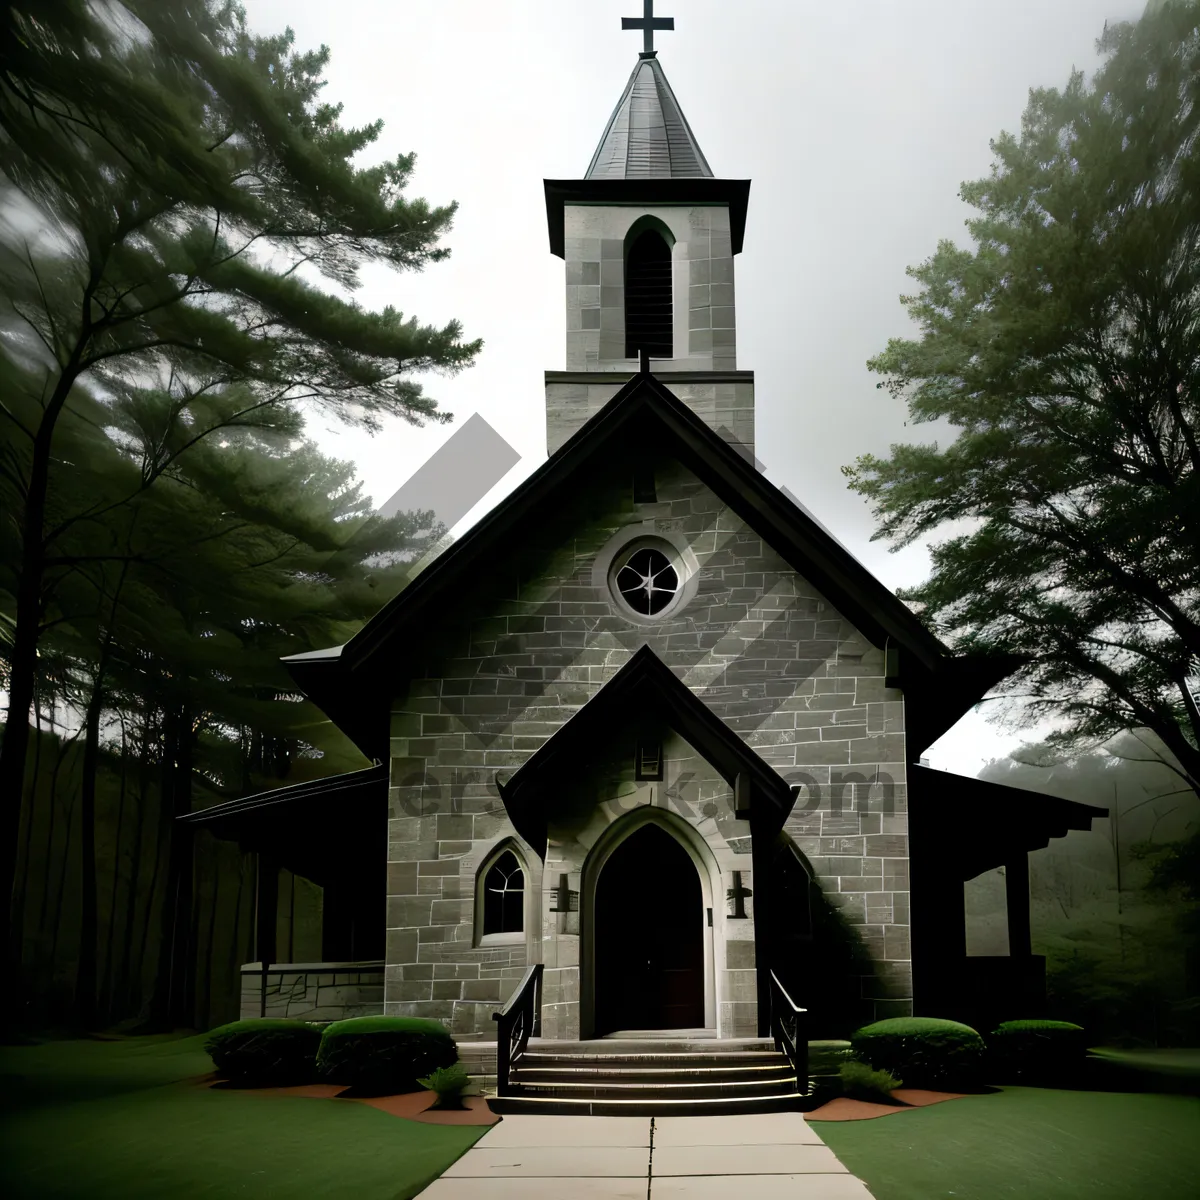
[496,645,797,858]
[585,54,713,180]
[284,371,1014,761]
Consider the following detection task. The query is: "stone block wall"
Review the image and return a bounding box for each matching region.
[239,962,384,1022]
[385,799,539,1039]
[545,370,755,458]
[383,454,911,1036]
[563,204,736,372]
[684,213,736,369]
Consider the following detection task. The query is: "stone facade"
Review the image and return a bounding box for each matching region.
[383,455,912,1038]
[240,962,385,1022]
[378,178,911,1040]
[545,370,755,459]
[553,200,753,461]
[562,204,737,373]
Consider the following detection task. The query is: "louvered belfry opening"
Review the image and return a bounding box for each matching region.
[624,229,673,359]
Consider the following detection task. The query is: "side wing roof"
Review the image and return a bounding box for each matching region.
[909,764,1108,879]
[178,764,388,884]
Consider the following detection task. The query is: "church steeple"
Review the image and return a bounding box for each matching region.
[585,54,713,180]
[542,5,754,459]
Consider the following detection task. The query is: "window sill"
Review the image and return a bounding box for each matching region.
[478,931,525,947]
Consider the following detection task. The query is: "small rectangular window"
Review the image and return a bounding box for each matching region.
[633,461,656,503]
[635,739,663,781]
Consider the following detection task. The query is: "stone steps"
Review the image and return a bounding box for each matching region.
[489,1040,812,1116]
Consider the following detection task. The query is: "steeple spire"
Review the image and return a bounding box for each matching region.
[622,1,675,58]
[544,0,752,436]
[586,29,711,179]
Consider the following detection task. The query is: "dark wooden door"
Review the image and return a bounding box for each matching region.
[594,823,705,1034]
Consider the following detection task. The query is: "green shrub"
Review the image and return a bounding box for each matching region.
[988,1019,1089,1082]
[839,1057,902,1101]
[850,1017,985,1089]
[808,1040,854,1074]
[317,1016,456,1094]
[203,1019,321,1085]
[418,1063,470,1109]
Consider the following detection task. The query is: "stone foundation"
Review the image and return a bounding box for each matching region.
[239,961,384,1022]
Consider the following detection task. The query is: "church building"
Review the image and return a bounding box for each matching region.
[189,7,1106,1085]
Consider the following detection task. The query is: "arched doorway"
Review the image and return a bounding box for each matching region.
[593,822,705,1034]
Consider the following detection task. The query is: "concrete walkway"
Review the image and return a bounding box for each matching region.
[417,1112,877,1198]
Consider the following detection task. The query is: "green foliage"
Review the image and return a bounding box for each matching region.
[843,1,1200,792]
[0,0,481,1016]
[203,1019,320,1084]
[839,1057,902,1101]
[808,1040,854,1074]
[316,1017,456,1094]
[987,1020,1089,1084]
[850,1017,986,1089]
[993,1017,1088,1041]
[417,1063,470,1109]
[0,0,480,1028]
[1134,826,1200,904]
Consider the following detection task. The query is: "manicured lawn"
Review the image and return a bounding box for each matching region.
[0,1034,484,1199]
[819,1085,1200,1200]
[1089,1047,1200,1077]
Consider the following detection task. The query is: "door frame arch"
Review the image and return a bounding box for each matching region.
[580,806,719,1038]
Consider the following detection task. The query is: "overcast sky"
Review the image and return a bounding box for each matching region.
[240,0,1144,774]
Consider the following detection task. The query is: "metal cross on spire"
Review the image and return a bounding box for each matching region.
[622,0,675,57]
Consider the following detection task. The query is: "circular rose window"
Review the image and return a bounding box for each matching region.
[610,541,681,616]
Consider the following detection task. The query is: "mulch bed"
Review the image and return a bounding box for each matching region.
[200,1076,499,1126]
[806,1088,969,1121]
[353,1094,498,1125]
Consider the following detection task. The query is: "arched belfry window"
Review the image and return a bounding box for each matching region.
[625,224,673,360]
[478,846,525,941]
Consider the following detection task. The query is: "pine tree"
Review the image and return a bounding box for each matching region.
[845,3,1200,795]
[0,0,481,980]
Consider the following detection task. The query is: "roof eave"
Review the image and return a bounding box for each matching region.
[281,651,387,762]
[904,653,1032,760]
[544,178,751,257]
[910,763,1108,879]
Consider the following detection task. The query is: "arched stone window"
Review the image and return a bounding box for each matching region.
[476,843,526,944]
[624,219,673,359]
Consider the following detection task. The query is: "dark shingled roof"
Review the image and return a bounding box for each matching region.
[909,764,1108,880]
[586,55,713,179]
[178,764,388,884]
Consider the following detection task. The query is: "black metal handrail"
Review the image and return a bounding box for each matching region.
[769,968,808,1095]
[492,963,543,1094]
